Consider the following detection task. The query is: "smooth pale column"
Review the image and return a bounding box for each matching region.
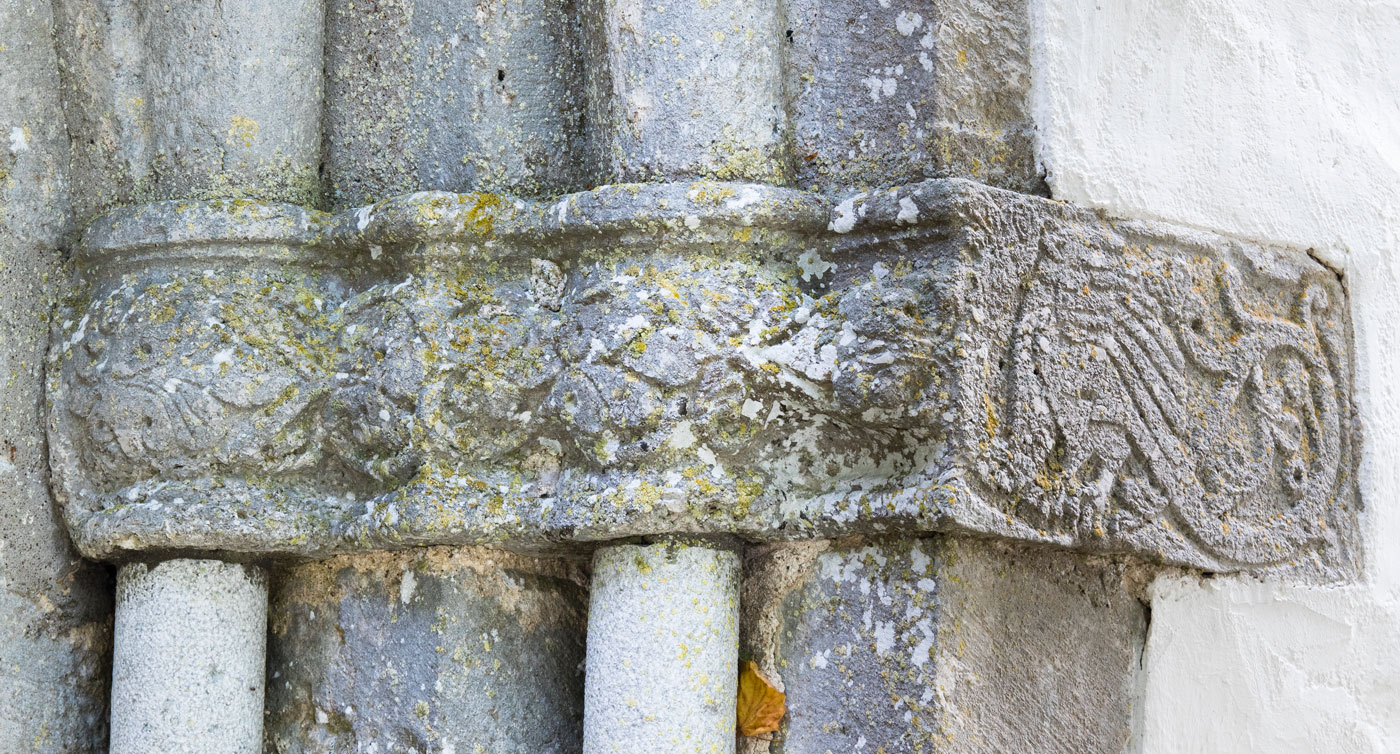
[110,559,268,754]
[583,541,740,754]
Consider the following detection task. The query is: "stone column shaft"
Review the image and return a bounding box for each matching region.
[584,541,740,754]
[109,559,268,754]
[323,0,590,206]
[139,0,323,203]
[584,0,789,182]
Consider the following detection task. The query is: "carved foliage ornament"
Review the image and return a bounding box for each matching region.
[47,180,1359,578]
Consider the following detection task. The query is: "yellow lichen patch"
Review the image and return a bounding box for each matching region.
[228,115,259,148]
[634,481,661,512]
[460,192,502,235]
[686,182,738,206]
[734,480,762,518]
[1033,446,1067,493]
[982,394,999,438]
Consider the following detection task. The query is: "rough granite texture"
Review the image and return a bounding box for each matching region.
[264,546,589,754]
[110,559,267,754]
[47,179,1360,580]
[0,2,113,752]
[740,536,1147,753]
[583,541,740,754]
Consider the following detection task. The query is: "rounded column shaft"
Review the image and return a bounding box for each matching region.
[323,0,590,207]
[140,0,323,203]
[584,0,789,182]
[110,559,268,754]
[584,541,740,754]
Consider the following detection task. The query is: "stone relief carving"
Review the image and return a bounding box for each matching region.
[984,220,1349,568]
[51,204,345,489]
[61,266,337,486]
[47,180,1358,578]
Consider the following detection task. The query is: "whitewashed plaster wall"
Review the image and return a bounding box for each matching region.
[1030,0,1400,751]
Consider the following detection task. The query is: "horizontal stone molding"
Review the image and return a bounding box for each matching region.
[47,178,1359,579]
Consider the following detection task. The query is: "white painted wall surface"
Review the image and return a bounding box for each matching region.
[1030,1,1400,751]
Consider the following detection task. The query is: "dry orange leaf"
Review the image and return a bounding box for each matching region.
[736,660,786,736]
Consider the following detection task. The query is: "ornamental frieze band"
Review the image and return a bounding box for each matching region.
[48,178,1359,579]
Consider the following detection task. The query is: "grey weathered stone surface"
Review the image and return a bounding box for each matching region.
[48,178,1359,579]
[265,546,588,754]
[740,536,1146,753]
[32,0,1042,215]
[49,0,150,225]
[50,0,323,224]
[787,0,1041,194]
[583,540,740,754]
[135,0,323,205]
[323,0,590,208]
[110,559,267,754]
[580,0,789,184]
[0,2,112,752]
[5,0,1373,751]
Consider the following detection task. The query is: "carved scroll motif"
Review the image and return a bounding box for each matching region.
[988,229,1349,566]
[57,268,339,488]
[46,182,1357,576]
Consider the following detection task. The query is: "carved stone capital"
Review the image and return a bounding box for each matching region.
[48,179,1359,579]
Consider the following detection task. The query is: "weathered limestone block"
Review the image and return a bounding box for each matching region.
[109,559,267,754]
[583,540,740,754]
[265,547,588,754]
[48,179,1359,580]
[47,200,371,554]
[740,537,1146,753]
[51,0,324,217]
[580,0,789,183]
[323,0,590,208]
[786,0,1040,193]
[0,3,113,751]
